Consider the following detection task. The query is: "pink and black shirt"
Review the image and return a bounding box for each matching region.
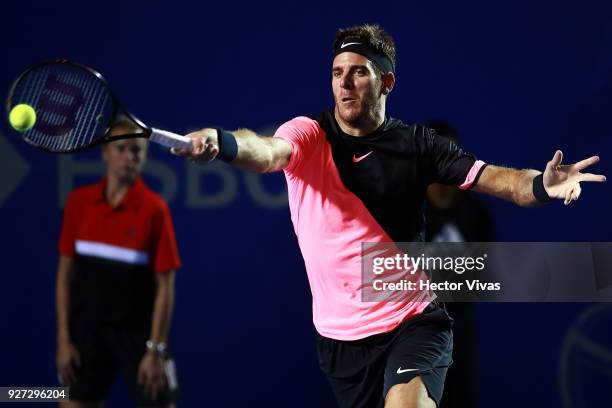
[275,110,486,340]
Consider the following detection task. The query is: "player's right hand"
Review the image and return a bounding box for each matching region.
[171,128,219,164]
[56,340,81,385]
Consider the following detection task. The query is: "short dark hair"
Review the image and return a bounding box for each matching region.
[333,24,396,71]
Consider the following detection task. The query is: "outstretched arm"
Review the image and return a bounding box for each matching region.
[171,128,292,173]
[472,150,606,206]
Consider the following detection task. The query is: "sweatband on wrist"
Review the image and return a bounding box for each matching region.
[214,128,238,162]
[532,173,553,203]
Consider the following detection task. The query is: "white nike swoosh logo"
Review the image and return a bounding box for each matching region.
[340,42,361,48]
[397,367,419,374]
[352,151,373,163]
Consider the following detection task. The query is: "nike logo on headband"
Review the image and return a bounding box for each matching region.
[340,42,361,48]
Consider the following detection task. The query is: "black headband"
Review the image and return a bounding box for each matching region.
[333,38,394,74]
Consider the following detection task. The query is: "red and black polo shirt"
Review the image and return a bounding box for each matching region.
[58,177,181,325]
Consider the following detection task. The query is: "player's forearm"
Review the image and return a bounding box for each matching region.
[55,256,73,343]
[230,129,290,173]
[149,271,175,343]
[472,165,541,207]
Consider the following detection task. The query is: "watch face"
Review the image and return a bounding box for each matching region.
[145,340,167,356]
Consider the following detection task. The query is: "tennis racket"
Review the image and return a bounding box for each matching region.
[5,60,193,153]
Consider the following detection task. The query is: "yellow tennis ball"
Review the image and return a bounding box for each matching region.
[9,104,37,132]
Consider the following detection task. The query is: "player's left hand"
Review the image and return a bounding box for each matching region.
[138,352,167,400]
[543,150,606,205]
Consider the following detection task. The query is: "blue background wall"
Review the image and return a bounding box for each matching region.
[0,1,610,406]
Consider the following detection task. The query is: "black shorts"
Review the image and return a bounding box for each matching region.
[60,322,180,406]
[317,302,453,408]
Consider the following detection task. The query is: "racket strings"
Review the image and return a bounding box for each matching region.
[10,63,114,152]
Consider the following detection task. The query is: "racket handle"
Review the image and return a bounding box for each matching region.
[150,128,193,151]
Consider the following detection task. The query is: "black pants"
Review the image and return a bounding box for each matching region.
[317,302,453,408]
[61,322,180,406]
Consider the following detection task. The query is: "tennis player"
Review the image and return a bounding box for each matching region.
[173,24,605,408]
[56,116,181,407]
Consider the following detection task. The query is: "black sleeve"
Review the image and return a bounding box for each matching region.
[421,126,478,185]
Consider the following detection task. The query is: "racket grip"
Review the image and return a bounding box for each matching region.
[150,128,193,151]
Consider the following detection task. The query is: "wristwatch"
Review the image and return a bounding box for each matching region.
[145,340,167,358]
